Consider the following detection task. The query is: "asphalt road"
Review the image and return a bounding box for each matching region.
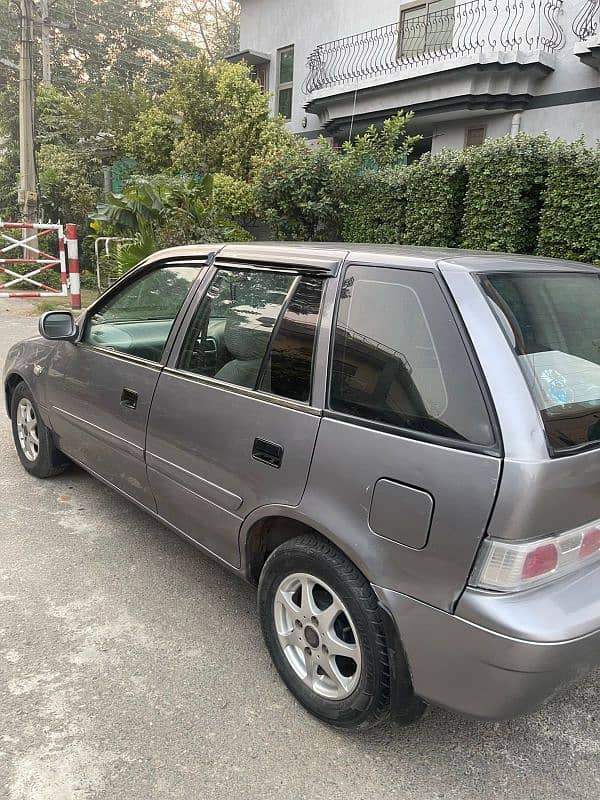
[1,303,599,800]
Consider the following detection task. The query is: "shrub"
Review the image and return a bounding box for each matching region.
[336,167,407,243]
[404,150,466,247]
[461,134,551,253]
[255,113,420,242]
[253,138,339,240]
[212,173,255,218]
[537,140,600,265]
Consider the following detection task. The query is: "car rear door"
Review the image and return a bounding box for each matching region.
[300,262,502,611]
[144,257,330,567]
[46,255,211,508]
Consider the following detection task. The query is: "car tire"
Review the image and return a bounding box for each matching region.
[11,382,68,479]
[258,533,421,729]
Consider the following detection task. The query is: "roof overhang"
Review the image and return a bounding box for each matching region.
[225,49,271,67]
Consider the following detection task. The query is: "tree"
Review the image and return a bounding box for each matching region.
[121,107,179,173]
[45,0,198,91]
[38,144,99,228]
[0,81,151,221]
[0,0,199,94]
[36,83,149,160]
[168,0,240,61]
[253,137,340,240]
[90,173,251,275]
[130,56,291,181]
[0,86,20,219]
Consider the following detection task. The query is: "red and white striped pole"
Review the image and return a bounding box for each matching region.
[66,223,81,310]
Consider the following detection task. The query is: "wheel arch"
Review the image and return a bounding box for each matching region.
[240,505,370,587]
[4,372,27,417]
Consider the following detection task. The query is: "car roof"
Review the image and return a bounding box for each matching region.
[146,242,597,275]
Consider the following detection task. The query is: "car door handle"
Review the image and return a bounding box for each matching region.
[120,388,138,409]
[252,438,283,469]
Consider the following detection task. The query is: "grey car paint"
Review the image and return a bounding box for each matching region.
[5,242,600,721]
[47,343,162,508]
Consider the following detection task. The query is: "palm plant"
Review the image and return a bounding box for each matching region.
[90,173,247,277]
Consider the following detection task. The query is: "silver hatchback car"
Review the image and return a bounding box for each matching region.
[5,243,600,729]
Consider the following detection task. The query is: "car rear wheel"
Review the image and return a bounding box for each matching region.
[258,533,421,729]
[11,382,68,478]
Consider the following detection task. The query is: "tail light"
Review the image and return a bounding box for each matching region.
[470,520,600,592]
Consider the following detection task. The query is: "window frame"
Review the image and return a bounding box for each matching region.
[398,0,456,58]
[167,262,327,412]
[325,262,502,457]
[276,45,295,120]
[76,257,210,368]
[465,125,487,147]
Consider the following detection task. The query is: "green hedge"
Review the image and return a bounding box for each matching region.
[337,167,407,243]
[253,139,339,241]
[404,150,466,247]
[253,129,600,264]
[538,140,600,264]
[461,134,550,253]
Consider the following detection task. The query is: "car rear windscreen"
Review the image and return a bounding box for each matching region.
[481,271,600,454]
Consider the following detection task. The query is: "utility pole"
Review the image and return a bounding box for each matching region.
[18,0,38,224]
[40,0,51,85]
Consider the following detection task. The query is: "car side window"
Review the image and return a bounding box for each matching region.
[178,269,324,401]
[83,264,201,363]
[329,265,494,447]
[178,268,296,390]
[257,276,324,402]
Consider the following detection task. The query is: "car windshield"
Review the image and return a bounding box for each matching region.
[481,271,600,454]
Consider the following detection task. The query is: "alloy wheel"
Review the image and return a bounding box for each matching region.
[16,398,39,462]
[274,572,362,700]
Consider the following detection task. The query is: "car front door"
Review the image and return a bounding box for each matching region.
[145,263,326,566]
[46,257,208,508]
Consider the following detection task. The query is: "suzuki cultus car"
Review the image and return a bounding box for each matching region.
[5,243,600,728]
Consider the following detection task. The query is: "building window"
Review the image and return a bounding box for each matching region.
[465,125,487,147]
[250,63,269,93]
[277,45,294,120]
[399,0,455,58]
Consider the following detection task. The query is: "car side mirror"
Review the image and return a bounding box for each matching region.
[38,311,78,341]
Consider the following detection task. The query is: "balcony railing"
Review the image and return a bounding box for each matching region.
[572,0,599,39]
[302,0,565,94]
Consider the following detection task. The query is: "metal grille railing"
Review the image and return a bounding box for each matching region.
[572,0,599,39]
[303,0,565,93]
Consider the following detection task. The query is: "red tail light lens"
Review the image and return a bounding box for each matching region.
[521,543,558,580]
[580,527,600,559]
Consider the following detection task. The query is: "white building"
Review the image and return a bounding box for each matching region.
[229,0,600,152]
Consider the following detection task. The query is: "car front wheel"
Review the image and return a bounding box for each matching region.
[11,382,68,478]
[258,533,422,729]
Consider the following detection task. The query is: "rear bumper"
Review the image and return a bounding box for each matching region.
[374,583,600,719]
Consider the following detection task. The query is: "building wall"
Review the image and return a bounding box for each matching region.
[239,0,600,147]
[240,0,407,134]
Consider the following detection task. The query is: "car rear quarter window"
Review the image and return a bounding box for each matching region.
[329,265,495,447]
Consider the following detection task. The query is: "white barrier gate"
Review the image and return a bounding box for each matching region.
[0,222,67,298]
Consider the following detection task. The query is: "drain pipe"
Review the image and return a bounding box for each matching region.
[510,112,522,137]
